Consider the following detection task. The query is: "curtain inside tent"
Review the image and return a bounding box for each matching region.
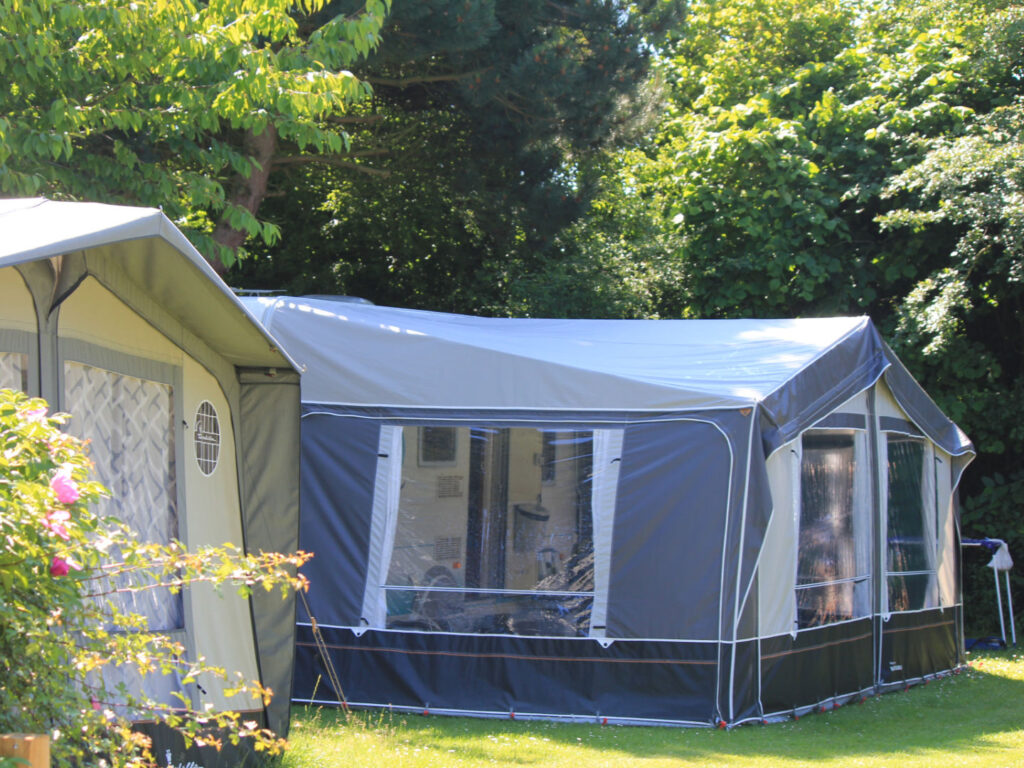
[0,352,27,391]
[886,436,937,612]
[797,432,861,628]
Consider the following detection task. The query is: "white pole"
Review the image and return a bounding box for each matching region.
[1004,570,1017,647]
[994,568,1007,646]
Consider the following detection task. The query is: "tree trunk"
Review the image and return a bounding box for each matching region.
[210,125,278,276]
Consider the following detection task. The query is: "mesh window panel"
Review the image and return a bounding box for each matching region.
[797,432,857,628]
[64,361,183,632]
[0,351,27,392]
[886,436,934,611]
[385,427,595,636]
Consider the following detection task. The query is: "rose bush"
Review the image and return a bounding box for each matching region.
[0,388,310,767]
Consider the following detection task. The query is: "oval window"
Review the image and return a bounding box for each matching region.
[194,400,221,476]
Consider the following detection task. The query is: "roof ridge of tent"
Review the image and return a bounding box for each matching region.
[759,315,872,404]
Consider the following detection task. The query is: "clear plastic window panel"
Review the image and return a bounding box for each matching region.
[796,432,866,628]
[886,436,937,611]
[385,427,594,636]
[0,351,27,392]
[64,362,184,632]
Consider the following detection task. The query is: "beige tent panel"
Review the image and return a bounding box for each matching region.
[935,445,957,607]
[875,379,915,423]
[838,388,869,414]
[181,354,260,711]
[58,277,184,364]
[0,267,35,332]
[57,277,261,709]
[759,438,800,638]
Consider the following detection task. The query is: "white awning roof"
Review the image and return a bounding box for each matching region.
[0,198,297,371]
[244,296,872,412]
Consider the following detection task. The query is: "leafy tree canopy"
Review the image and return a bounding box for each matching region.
[0,0,390,268]
[538,0,1021,633]
[229,0,685,309]
[499,0,1022,322]
[645,0,1020,318]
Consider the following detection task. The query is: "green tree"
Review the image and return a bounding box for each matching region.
[229,0,685,310]
[495,150,685,318]
[0,0,389,269]
[881,91,1024,630]
[592,0,1023,633]
[645,0,1012,318]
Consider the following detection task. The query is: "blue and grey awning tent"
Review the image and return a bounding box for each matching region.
[244,296,974,726]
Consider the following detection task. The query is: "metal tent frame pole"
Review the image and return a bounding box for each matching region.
[1004,569,1017,647]
[963,537,1016,648]
[993,567,1007,646]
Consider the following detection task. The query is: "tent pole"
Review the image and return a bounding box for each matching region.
[993,568,1007,646]
[1005,571,1017,647]
[299,591,349,710]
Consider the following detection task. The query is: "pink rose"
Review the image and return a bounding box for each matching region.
[50,468,81,505]
[23,406,48,422]
[42,509,71,540]
[49,556,80,577]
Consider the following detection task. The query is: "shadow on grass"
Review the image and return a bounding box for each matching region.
[290,651,1024,764]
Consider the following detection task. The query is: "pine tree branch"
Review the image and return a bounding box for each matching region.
[326,114,386,125]
[544,0,586,19]
[273,154,391,177]
[493,94,532,120]
[366,68,492,88]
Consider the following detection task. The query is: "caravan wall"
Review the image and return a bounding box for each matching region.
[294,378,966,726]
[0,264,262,713]
[1,199,303,768]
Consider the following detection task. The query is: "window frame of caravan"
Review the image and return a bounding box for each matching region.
[57,337,197,699]
[360,419,626,640]
[793,416,872,630]
[880,418,939,615]
[417,425,459,467]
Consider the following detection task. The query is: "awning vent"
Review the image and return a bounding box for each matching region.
[194,400,221,476]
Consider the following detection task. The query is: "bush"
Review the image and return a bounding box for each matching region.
[0,389,309,767]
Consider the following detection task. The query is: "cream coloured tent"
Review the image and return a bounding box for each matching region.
[245,296,974,726]
[0,198,301,764]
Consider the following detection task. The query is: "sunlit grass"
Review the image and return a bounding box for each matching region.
[283,650,1024,768]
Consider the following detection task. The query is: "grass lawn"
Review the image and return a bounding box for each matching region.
[283,651,1024,768]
